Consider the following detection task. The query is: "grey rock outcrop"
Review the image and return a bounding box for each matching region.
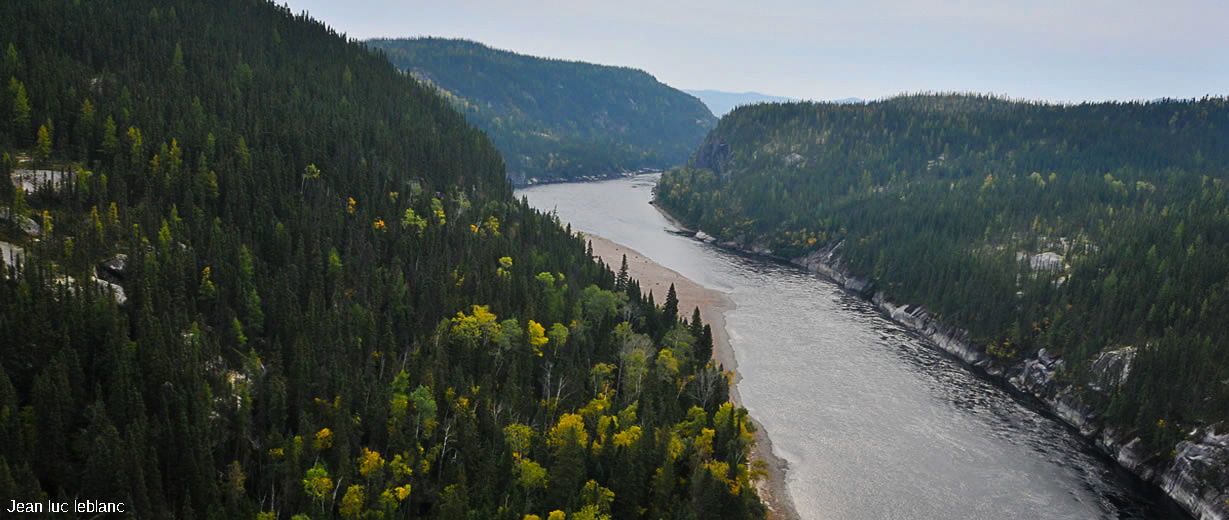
[693,139,731,172]
[0,207,41,236]
[794,242,875,295]
[0,241,24,268]
[12,169,70,194]
[1089,347,1136,392]
[98,254,129,280]
[1017,251,1064,271]
[92,276,127,305]
[1165,428,1229,520]
[93,254,130,304]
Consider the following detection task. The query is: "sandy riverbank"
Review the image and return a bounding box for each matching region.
[585,234,800,520]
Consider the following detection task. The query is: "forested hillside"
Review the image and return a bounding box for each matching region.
[658,95,1229,454]
[367,38,716,185]
[0,1,764,518]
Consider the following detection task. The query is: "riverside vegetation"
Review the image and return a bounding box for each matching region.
[657,95,1229,477]
[0,0,767,518]
[366,38,717,185]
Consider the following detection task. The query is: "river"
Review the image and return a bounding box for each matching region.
[517,173,1189,520]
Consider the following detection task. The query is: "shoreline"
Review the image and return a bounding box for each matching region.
[584,234,800,520]
[650,205,1227,520]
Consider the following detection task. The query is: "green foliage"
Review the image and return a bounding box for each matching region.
[8,78,30,138]
[339,485,364,520]
[0,1,765,518]
[663,283,679,325]
[33,123,50,164]
[367,37,716,184]
[401,207,427,235]
[658,94,1229,451]
[303,463,334,501]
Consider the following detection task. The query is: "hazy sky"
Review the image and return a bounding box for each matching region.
[281,0,1228,103]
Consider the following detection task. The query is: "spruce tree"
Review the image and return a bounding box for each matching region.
[699,325,714,365]
[9,78,30,140]
[616,254,629,291]
[663,283,679,325]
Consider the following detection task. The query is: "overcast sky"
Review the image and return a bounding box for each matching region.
[281,0,1228,103]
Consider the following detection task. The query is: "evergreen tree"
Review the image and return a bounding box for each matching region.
[663,283,679,326]
[616,254,629,291]
[689,307,703,337]
[9,78,30,140]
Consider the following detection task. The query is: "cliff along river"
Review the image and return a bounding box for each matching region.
[517,174,1190,520]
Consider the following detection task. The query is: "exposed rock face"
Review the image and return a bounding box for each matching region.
[693,139,731,172]
[12,169,70,194]
[0,240,125,303]
[1096,425,1229,520]
[788,246,1229,520]
[0,207,41,236]
[92,276,127,305]
[1016,251,1065,271]
[98,254,129,280]
[1089,347,1136,392]
[0,241,24,268]
[793,242,875,295]
[49,272,127,305]
[1164,428,1229,520]
[93,254,130,304]
[701,233,1228,520]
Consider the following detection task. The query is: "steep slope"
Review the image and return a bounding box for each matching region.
[658,94,1229,519]
[0,1,765,519]
[367,38,716,184]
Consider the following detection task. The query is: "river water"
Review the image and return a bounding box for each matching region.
[517,174,1189,520]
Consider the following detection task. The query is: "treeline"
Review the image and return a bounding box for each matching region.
[366,38,716,184]
[657,94,1229,454]
[0,1,764,519]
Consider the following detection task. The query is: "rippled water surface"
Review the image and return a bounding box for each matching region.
[518,174,1188,520]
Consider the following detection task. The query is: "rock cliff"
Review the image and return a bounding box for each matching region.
[788,243,1229,520]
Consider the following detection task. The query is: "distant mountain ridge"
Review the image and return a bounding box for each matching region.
[367,37,717,184]
[683,89,797,117]
[684,89,863,117]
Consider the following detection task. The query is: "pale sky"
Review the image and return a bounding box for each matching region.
[282,0,1229,103]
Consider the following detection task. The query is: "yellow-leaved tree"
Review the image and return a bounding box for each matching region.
[547,414,588,504]
[358,447,385,479]
[528,320,548,356]
[339,484,364,520]
[452,305,502,348]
